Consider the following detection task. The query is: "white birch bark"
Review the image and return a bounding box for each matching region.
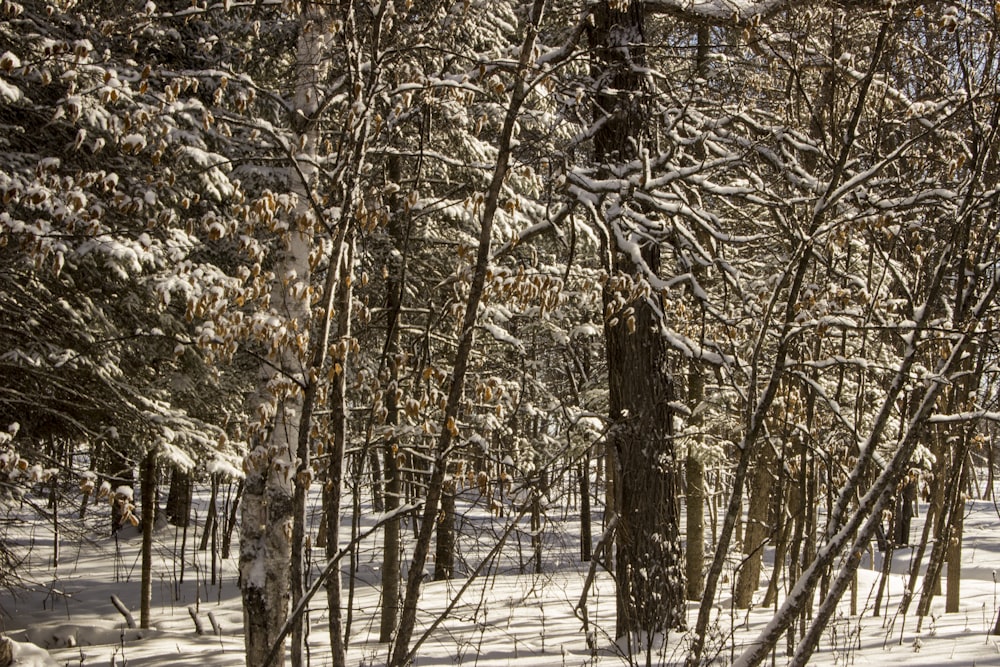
[240,5,328,667]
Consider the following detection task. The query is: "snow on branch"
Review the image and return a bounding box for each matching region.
[926,410,1000,424]
[644,0,800,24]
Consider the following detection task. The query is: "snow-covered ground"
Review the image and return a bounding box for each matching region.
[3,485,1000,666]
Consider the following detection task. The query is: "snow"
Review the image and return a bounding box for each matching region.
[121,134,147,153]
[3,479,1000,667]
[644,0,793,22]
[481,322,524,351]
[0,78,21,103]
[5,638,58,666]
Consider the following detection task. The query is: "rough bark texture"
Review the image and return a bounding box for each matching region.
[684,25,711,603]
[240,4,335,665]
[239,205,312,667]
[239,219,308,667]
[603,254,686,637]
[945,457,968,613]
[240,467,270,666]
[591,0,686,637]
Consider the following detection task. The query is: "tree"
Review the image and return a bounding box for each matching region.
[389,1,550,662]
[5,3,1000,667]
[586,0,687,645]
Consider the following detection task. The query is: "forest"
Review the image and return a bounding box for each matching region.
[2,0,1000,665]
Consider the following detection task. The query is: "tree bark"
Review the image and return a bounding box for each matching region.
[377,147,412,644]
[894,476,917,545]
[761,475,792,609]
[685,369,706,600]
[322,234,355,667]
[433,479,456,581]
[222,480,241,560]
[590,0,686,639]
[140,448,156,630]
[166,466,192,528]
[917,441,969,625]
[531,486,543,574]
[579,456,592,562]
[379,443,401,642]
[240,461,272,666]
[240,1,329,662]
[200,473,219,551]
[945,485,965,614]
[603,251,686,638]
[734,443,776,609]
[684,23,713,605]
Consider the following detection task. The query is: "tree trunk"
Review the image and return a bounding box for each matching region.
[938,350,979,616]
[763,462,793,609]
[591,0,686,638]
[735,443,776,608]
[200,474,219,551]
[603,442,616,567]
[49,438,60,568]
[685,363,706,600]
[140,449,156,630]
[579,456,592,562]
[388,4,547,663]
[987,435,996,500]
[872,536,894,617]
[434,479,456,580]
[946,461,969,614]
[531,486,542,574]
[323,233,355,667]
[378,149,409,642]
[684,23,713,605]
[240,461,271,666]
[240,0,328,660]
[917,442,969,625]
[345,465,365,645]
[894,476,916,545]
[762,516,790,610]
[604,255,686,638]
[166,466,192,528]
[897,472,936,620]
[222,480,241,560]
[379,441,401,642]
